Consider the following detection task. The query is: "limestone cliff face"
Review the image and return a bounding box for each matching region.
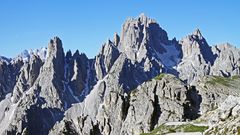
[177,29,213,84]
[0,58,23,101]
[211,43,240,76]
[0,37,72,135]
[197,95,240,135]
[119,13,168,62]
[50,74,199,135]
[95,40,120,80]
[11,55,43,103]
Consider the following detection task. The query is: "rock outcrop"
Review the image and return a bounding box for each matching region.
[0,58,23,101]
[197,95,240,135]
[195,75,240,114]
[11,55,43,103]
[211,43,240,76]
[177,29,213,84]
[95,40,120,80]
[0,37,68,135]
[119,13,168,62]
[50,74,199,135]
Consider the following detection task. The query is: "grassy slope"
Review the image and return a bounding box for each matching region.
[141,124,208,135]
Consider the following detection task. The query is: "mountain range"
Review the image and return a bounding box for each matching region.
[0,14,240,135]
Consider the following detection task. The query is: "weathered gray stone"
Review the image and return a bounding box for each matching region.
[211,43,240,76]
[95,40,120,80]
[12,55,43,103]
[177,29,213,84]
[200,96,240,135]
[119,13,168,62]
[195,75,240,114]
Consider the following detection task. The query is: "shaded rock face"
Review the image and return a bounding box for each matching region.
[0,59,23,101]
[45,37,65,81]
[0,61,13,100]
[69,52,89,96]
[65,50,96,100]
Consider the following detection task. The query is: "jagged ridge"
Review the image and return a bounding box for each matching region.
[0,14,239,135]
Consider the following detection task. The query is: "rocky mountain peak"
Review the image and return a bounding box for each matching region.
[192,28,203,39]
[73,50,80,57]
[219,42,232,50]
[13,47,47,63]
[44,37,65,80]
[47,36,64,58]
[46,37,64,59]
[119,14,168,62]
[180,29,214,59]
[138,13,156,25]
[113,32,120,46]
[178,28,219,84]
[95,40,120,79]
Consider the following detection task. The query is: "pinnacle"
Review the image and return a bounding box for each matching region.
[139,13,147,19]
[192,28,203,39]
[138,13,156,24]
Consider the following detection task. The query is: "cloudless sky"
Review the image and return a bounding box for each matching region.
[0,0,239,58]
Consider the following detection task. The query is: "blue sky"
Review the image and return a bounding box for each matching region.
[0,1,239,58]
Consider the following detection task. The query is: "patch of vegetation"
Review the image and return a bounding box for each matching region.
[140,125,175,135]
[206,76,233,87]
[231,75,240,80]
[182,124,209,132]
[140,124,209,135]
[237,126,240,135]
[154,73,165,80]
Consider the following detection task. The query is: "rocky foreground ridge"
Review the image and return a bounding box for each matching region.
[0,14,240,135]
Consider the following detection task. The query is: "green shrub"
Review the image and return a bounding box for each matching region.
[154,73,165,80]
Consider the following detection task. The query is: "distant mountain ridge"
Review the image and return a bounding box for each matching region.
[0,14,239,135]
